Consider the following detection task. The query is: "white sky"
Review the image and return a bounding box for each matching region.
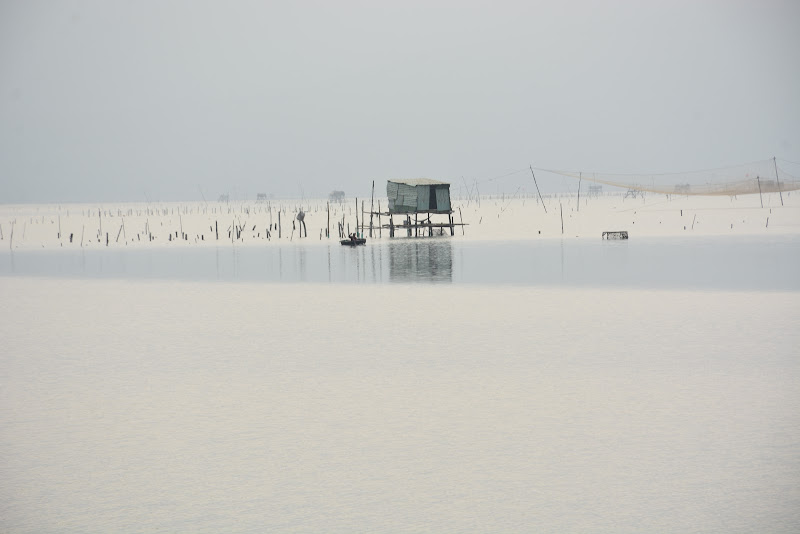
[1,0,799,202]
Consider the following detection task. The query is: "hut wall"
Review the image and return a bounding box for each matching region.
[387,180,451,213]
[417,185,431,211]
[388,181,419,213]
[435,186,451,211]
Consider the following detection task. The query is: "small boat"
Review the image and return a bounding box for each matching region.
[341,237,367,246]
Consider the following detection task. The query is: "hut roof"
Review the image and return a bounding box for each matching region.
[388,178,450,186]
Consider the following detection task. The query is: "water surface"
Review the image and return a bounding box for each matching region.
[1,235,798,290]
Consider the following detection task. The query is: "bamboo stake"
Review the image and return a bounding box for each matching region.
[369,180,375,238]
[529,165,547,213]
[757,176,763,208]
[773,156,784,206]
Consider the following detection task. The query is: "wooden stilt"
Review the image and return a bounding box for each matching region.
[369,180,375,238]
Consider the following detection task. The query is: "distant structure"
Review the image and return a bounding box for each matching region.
[362,179,465,238]
[674,184,691,194]
[624,188,641,199]
[256,193,271,203]
[329,190,345,203]
[587,185,603,196]
[217,194,230,203]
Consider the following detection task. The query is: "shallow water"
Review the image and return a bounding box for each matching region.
[1,235,798,290]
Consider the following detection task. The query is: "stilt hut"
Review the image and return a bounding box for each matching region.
[369,179,463,238]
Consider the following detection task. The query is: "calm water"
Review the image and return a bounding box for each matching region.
[2,280,798,533]
[2,235,799,532]
[1,235,798,290]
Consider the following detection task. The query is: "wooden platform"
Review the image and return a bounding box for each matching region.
[358,209,467,238]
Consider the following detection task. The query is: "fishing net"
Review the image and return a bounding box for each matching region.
[536,158,800,196]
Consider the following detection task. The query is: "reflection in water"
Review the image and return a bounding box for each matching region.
[389,240,453,283]
[1,236,798,290]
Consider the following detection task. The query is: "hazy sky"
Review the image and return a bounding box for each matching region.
[1,0,799,202]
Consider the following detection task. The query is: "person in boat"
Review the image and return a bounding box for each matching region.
[349,233,357,244]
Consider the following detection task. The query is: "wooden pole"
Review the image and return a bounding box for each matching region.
[278,211,281,238]
[560,202,564,234]
[577,172,582,212]
[369,180,375,238]
[757,175,763,208]
[773,156,784,206]
[529,165,547,213]
[459,206,465,235]
[355,197,358,237]
[327,201,330,238]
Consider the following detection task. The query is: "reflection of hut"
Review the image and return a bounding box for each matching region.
[370,179,464,238]
[389,240,453,283]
